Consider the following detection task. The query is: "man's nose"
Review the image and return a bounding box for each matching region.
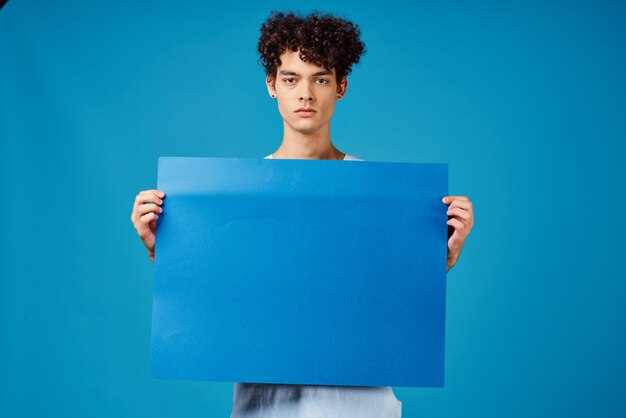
[299,83,314,102]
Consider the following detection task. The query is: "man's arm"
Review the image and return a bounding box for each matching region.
[442,195,474,272]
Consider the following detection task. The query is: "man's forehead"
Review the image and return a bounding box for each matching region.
[278,69,334,77]
[277,49,335,76]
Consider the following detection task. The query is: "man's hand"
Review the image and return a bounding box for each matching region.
[442,195,473,272]
[130,189,165,263]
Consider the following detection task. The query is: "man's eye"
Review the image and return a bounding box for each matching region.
[316,79,329,84]
[284,78,296,84]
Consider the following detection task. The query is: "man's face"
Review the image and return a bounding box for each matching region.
[266,49,347,135]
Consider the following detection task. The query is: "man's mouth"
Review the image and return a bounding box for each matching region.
[295,108,316,117]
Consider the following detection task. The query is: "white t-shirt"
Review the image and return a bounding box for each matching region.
[230,153,402,418]
[264,153,363,161]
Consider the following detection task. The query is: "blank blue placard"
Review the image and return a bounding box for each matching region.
[151,157,448,387]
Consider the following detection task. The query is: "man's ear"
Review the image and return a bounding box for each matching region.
[336,76,348,100]
[266,75,277,98]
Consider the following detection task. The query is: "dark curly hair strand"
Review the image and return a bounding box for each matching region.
[257,11,366,85]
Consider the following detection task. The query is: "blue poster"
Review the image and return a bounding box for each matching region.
[151,157,448,387]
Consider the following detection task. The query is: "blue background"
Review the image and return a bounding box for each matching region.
[1,0,624,417]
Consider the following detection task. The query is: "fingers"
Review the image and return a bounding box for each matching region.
[449,200,472,213]
[443,196,472,211]
[136,212,158,238]
[445,196,474,230]
[135,190,165,206]
[442,195,469,204]
[444,196,473,269]
[139,211,158,225]
[447,217,466,233]
[445,196,473,229]
[130,190,163,260]
[447,207,471,222]
[141,189,165,197]
[136,203,163,218]
[131,190,165,222]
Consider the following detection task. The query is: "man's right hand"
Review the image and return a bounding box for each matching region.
[130,189,165,263]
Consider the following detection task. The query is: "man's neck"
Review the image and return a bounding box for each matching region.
[272,122,344,160]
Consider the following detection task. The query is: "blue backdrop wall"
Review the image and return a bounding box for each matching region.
[1,1,625,417]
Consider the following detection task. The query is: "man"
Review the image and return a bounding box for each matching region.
[131,11,474,418]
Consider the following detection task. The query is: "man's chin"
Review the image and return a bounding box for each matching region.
[290,121,324,135]
[295,127,319,135]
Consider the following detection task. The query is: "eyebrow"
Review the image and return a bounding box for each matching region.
[279,70,333,77]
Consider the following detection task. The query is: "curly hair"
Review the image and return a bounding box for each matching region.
[257,11,366,84]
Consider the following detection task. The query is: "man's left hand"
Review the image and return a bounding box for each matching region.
[442,195,474,272]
